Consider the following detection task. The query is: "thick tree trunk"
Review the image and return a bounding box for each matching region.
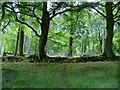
[103,2,115,58]
[37,33,48,60]
[36,2,50,60]
[68,37,73,56]
[14,28,20,56]
[19,29,24,56]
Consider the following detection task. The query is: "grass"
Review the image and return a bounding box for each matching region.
[2,60,118,88]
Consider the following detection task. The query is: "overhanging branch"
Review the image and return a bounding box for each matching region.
[50,9,72,20]
[50,7,87,20]
[50,3,98,20]
[1,19,10,33]
[92,7,106,18]
[15,15,40,37]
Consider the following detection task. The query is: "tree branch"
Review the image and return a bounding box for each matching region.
[92,7,106,18]
[1,19,10,33]
[50,3,98,20]
[32,7,42,26]
[50,8,80,20]
[6,4,42,21]
[15,15,40,37]
[5,3,41,37]
[1,3,6,20]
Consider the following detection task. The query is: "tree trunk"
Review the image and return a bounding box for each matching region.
[81,42,84,55]
[68,12,74,56]
[0,42,2,55]
[23,35,26,54]
[103,2,115,58]
[84,41,87,54]
[19,29,24,56]
[102,27,106,53]
[68,37,73,56]
[100,39,102,53]
[14,28,20,56]
[92,38,95,54]
[98,30,102,53]
[36,2,50,60]
[28,36,32,55]
[88,40,90,54]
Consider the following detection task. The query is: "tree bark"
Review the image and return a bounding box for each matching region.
[100,39,102,53]
[23,35,26,54]
[92,38,95,54]
[81,42,84,55]
[19,29,24,56]
[83,41,87,54]
[68,12,74,56]
[68,37,73,56]
[88,39,90,54]
[36,2,50,60]
[98,30,102,53]
[103,2,115,58]
[28,36,32,55]
[0,42,2,55]
[102,28,106,53]
[14,28,20,56]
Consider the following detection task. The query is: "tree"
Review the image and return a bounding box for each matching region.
[0,42,2,55]
[19,28,24,56]
[92,2,120,58]
[2,2,97,60]
[14,28,20,56]
[28,35,32,55]
[62,12,77,56]
[103,2,115,58]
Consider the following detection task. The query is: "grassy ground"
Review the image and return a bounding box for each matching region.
[2,61,118,88]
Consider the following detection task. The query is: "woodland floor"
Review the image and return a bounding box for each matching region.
[1,59,119,89]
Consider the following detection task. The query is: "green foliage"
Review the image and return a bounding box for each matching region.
[1,2,120,56]
[113,24,120,55]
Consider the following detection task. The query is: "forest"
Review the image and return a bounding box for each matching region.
[0,1,120,89]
